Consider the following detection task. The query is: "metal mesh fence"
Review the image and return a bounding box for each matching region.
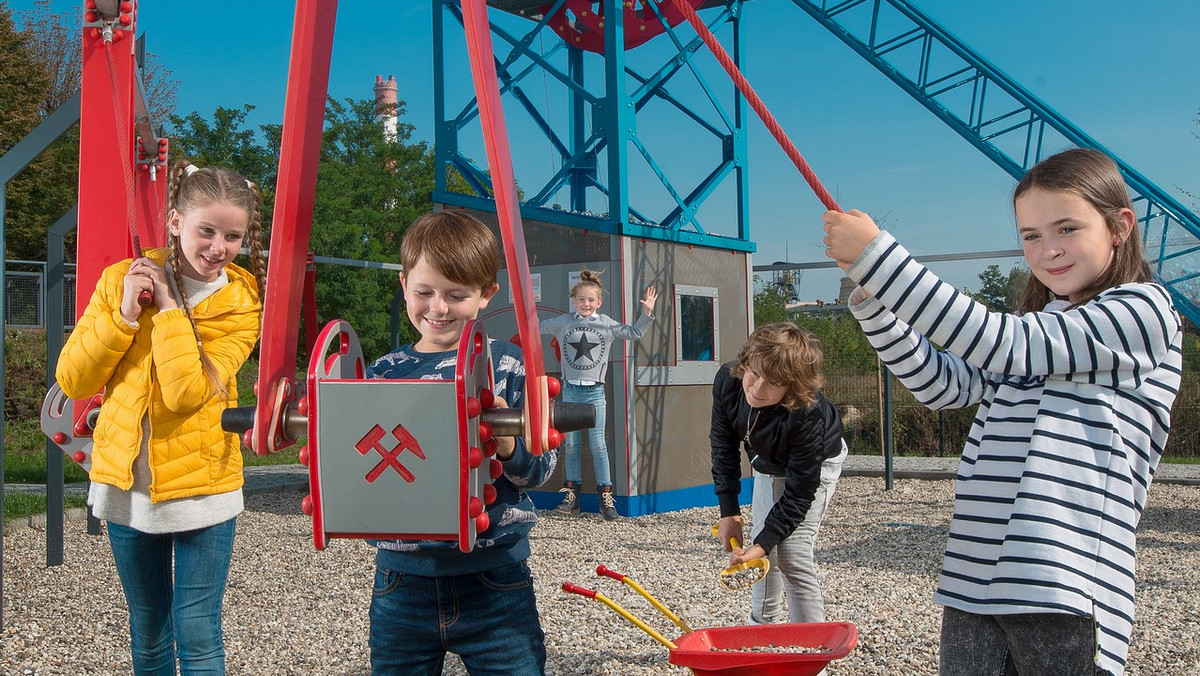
[4,262,76,329]
[821,349,1199,460]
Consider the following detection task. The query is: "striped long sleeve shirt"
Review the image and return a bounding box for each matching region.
[846,231,1182,675]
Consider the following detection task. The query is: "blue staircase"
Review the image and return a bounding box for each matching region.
[787,0,1200,324]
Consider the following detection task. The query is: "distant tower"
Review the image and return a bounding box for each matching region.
[374,75,398,143]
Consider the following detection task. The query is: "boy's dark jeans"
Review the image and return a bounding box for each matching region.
[369,561,546,675]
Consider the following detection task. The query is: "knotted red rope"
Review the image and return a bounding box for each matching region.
[665,0,842,212]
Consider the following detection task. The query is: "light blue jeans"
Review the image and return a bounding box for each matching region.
[560,382,610,487]
[748,441,847,624]
[107,518,236,676]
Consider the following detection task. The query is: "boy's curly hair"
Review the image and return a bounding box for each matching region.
[730,322,823,410]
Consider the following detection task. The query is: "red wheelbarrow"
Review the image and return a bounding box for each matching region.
[564,565,857,676]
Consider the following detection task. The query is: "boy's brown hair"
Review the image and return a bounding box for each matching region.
[401,210,501,289]
[730,322,824,410]
[1013,148,1152,313]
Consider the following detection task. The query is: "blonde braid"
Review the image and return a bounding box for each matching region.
[167,160,232,401]
[245,180,267,300]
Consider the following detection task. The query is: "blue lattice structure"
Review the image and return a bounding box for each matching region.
[788,0,1200,323]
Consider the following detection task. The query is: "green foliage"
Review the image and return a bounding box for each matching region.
[5,492,88,522]
[752,275,789,326]
[968,264,1029,313]
[3,329,50,419]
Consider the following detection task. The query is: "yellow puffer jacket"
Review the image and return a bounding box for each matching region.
[56,250,262,502]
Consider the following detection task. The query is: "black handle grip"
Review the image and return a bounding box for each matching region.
[221,406,256,434]
[551,401,595,434]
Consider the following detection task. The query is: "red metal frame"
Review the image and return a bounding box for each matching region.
[250,0,339,455]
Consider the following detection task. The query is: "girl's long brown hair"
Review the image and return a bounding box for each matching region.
[1014,148,1152,314]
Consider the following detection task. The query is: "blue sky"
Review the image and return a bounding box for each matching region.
[13,1,1200,299]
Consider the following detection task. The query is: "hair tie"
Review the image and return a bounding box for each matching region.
[184,164,199,177]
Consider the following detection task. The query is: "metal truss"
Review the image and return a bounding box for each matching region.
[788,0,1199,323]
[434,0,755,252]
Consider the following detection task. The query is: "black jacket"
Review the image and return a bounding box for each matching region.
[710,362,843,554]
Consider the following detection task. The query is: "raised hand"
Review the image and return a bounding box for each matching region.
[640,285,658,315]
[822,209,881,272]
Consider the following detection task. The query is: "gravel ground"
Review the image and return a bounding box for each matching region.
[4,477,1198,675]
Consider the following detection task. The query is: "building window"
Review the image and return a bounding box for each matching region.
[674,284,718,363]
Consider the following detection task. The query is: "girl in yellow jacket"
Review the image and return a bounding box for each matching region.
[56,162,266,675]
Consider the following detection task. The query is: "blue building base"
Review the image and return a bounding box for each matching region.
[529,478,754,518]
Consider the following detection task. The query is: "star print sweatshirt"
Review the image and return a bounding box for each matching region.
[539,311,653,384]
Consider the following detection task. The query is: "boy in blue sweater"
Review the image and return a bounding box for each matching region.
[365,210,557,675]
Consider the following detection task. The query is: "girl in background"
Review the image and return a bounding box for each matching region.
[540,270,657,520]
[823,148,1182,675]
[56,162,266,675]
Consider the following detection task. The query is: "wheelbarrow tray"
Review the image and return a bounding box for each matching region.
[668,621,857,676]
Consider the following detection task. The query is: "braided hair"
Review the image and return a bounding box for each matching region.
[165,161,266,399]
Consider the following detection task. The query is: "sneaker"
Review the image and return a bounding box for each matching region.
[599,488,619,521]
[554,482,579,514]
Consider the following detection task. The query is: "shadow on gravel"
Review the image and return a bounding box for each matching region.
[244,490,307,517]
[819,523,949,574]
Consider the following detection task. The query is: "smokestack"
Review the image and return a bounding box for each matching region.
[374,75,398,143]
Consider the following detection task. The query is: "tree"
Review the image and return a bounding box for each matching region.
[752,275,789,326]
[968,263,1028,313]
[1,2,59,261]
[16,0,178,122]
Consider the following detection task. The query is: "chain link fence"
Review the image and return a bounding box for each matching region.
[821,351,1199,460]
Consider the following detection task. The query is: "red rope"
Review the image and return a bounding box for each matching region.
[103,33,151,306]
[665,0,842,212]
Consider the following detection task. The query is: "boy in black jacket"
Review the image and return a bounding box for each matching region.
[711,322,847,624]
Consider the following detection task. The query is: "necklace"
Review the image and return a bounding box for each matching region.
[743,407,761,446]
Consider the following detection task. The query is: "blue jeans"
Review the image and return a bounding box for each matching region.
[940,606,1109,675]
[748,441,847,624]
[560,382,610,487]
[369,561,547,675]
[107,518,236,676]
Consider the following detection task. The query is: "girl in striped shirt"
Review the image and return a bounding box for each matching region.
[822,148,1182,675]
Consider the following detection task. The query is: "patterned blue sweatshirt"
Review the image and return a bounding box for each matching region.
[365,340,557,576]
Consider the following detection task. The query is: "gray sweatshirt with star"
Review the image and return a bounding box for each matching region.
[539,312,653,384]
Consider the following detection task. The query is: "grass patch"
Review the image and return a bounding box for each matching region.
[4,492,88,522]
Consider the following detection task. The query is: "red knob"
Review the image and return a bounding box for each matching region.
[72,451,87,464]
[297,396,309,416]
[489,458,504,480]
[547,428,563,449]
[475,513,490,533]
[242,430,254,449]
[547,376,561,397]
[466,397,481,419]
[468,447,483,469]
[84,11,97,22]
[84,0,96,9]
[301,495,313,516]
[119,14,131,25]
[120,2,132,12]
[478,421,493,442]
[483,439,498,457]
[483,483,497,504]
[468,497,484,518]
[479,388,495,408]
[298,445,309,467]
[52,432,68,444]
